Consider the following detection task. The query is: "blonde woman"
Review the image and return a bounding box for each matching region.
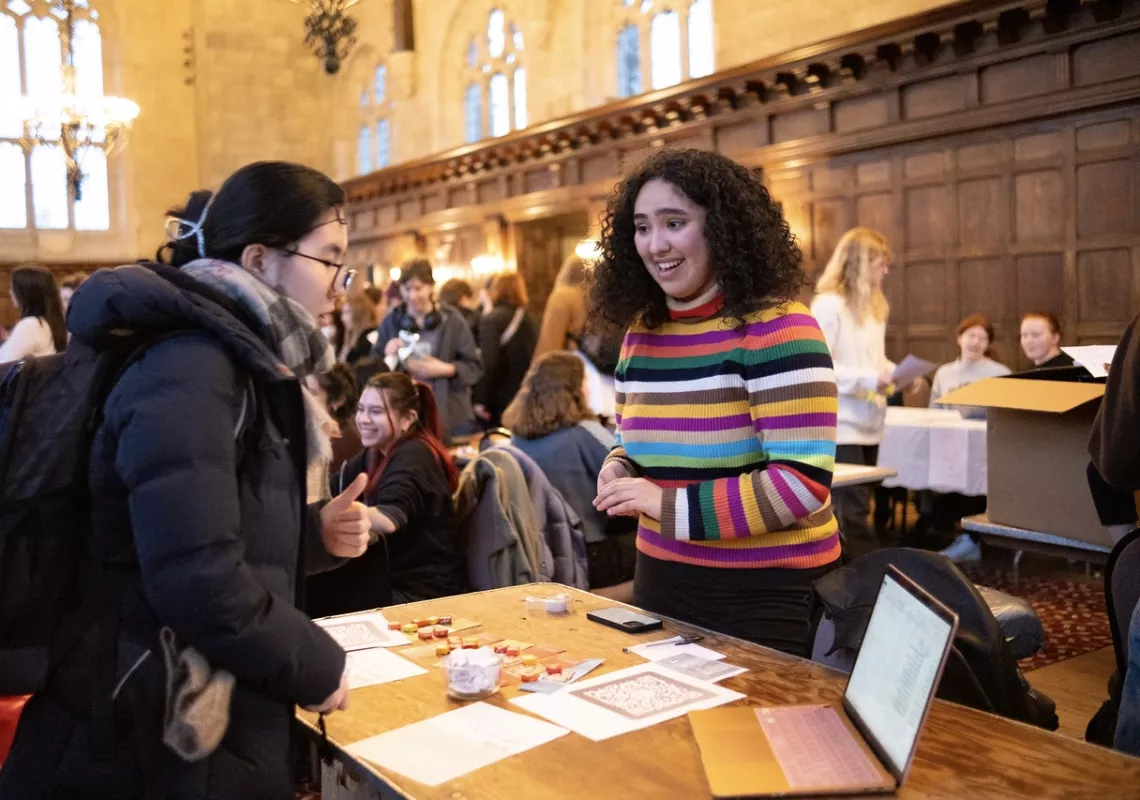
[338,292,378,364]
[810,227,894,556]
[533,253,619,421]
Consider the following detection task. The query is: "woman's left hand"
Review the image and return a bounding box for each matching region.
[406,356,454,380]
[594,477,663,520]
[320,473,371,558]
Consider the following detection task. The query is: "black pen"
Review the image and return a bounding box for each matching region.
[622,634,703,653]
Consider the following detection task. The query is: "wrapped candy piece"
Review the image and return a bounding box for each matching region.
[433,627,449,638]
[387,622,401,631]
[401,624,418,635]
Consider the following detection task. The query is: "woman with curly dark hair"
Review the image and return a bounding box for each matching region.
[590,149,840,656]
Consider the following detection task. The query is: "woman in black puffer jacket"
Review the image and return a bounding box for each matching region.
[0,162,372,800]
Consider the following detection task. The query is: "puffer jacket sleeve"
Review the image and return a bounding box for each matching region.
[106,335,344,707]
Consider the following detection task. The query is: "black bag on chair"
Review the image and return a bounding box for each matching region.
[808,548,1059,731]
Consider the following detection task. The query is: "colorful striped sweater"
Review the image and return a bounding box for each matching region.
[606,289,840,569]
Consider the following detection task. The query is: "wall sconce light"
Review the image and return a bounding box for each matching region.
[471,254,505,277]
[289,0,363,75]
[575,238,602,262]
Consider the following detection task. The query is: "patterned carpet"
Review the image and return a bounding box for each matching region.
[963,565,1113,672]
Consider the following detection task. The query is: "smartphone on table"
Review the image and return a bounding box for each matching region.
[586,607,663,633]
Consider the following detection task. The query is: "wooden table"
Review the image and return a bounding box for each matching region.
[832,463,897,489]
[298,585,1140,800]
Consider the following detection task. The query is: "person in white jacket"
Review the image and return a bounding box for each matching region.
[810,228,894,556]
[0,265,67,363]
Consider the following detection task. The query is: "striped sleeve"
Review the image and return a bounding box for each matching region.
[658,313,838,542]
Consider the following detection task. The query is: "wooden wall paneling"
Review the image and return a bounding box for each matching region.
[811,197,853,271]
[958,175,1005,250]
[945,148,962,345]
[341,0,1140,355]
[1015,252,1066,318]
[1014,169,1064,245]
[1060,123,1081,362]
[512,212,588,314]
[959,258,1011,325]
[905,181,951,256]
[1077,249,1133,323]
[1071,30,1140,87]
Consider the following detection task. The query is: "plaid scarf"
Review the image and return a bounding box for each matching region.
[181,258,335,468]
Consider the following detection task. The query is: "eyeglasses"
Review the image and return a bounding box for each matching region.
[280,248,357,295]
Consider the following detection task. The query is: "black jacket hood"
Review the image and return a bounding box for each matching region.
[67,262,292,385]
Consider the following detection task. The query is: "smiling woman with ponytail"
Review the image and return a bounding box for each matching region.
[308,372,467,614]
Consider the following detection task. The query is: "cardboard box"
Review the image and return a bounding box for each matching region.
[939,377,1113,547]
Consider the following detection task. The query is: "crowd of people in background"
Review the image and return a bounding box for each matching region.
[1,149,1138,796]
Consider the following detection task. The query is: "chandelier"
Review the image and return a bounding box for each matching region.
[290,0,363,75]
[16,0,139,202]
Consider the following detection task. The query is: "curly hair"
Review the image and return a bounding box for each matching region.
[589,149,805,331]
[502,352,591,439]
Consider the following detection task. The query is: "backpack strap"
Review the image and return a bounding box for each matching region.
[499,307,526,347]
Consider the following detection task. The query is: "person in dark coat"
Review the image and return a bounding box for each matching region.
[473,271,538,428]
[374,260,482,440]
[311,373,467,614]
[0,162,373,800]
[1090,312,1140,755]
[438,277,481,336]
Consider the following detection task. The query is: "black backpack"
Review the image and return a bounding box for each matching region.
[0,336,174,695]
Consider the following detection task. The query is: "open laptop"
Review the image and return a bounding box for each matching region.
[689,565,959,797]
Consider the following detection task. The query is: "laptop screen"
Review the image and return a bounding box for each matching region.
[843,571,955,777]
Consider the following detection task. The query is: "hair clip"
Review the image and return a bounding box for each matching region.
[164,194,216,258]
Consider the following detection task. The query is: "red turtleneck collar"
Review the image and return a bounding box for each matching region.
[665,284,725,322]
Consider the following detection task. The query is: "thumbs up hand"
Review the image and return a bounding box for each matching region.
[320,473,371,558]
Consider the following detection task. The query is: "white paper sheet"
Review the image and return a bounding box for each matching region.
[892,355,937,388]
[315,612,410,651]
[656,653,748,683]
[344,702,569,787]
[344,647,427,689]
[1061,345,1117,379]
[625,641,727,662]
[511,662,745,741]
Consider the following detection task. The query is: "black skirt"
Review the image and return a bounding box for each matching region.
[633,551,836,658]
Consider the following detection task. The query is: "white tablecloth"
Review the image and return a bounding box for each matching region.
[877,407,989,496]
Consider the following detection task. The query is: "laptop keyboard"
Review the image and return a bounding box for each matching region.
[756,706,883,789]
